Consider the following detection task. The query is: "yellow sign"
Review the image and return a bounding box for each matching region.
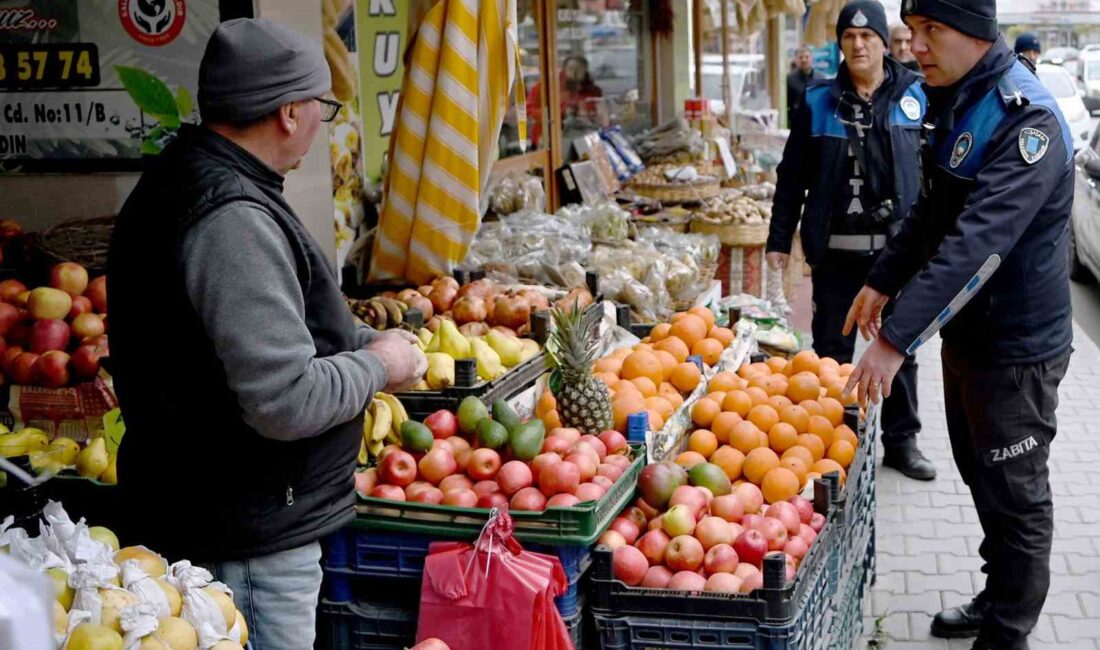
[356,0,409,183]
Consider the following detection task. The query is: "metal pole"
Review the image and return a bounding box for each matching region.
[721,0,732,125]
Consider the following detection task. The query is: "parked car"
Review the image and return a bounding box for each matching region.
[1036,64,1092,152]
[1080,49,1100,98]
[1070,130,1100,281]
[1042,46,1081,77]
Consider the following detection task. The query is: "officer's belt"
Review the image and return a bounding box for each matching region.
[827,234,887,252]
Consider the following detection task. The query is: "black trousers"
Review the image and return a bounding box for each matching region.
[942,345,1070,650]
[810,252,921,449]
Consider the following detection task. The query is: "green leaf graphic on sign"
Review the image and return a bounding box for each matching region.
[176,87,193,118]
[116,66,178,117]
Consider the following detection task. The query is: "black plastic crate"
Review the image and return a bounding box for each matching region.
[830,534,874,650]
[316,598,417,650]
[593,612,802,650]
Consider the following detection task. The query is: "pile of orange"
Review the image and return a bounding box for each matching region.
[678,350,861,504]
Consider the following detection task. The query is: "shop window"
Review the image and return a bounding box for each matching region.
[696,0,769,120]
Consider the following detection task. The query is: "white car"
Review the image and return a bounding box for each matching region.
[1036,64,1092,153]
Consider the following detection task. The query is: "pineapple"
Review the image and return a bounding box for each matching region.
[547,303,613,434]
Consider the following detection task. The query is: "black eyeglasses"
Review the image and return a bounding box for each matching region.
[317,98,342,122]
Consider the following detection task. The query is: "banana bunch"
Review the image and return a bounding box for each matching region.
[359,392,409,464]
[347,297,409,331]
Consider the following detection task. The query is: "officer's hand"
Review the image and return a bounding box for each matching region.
[766,252,789,271]
[366,332,428,391]
[843,337,904,407]
[843,286,889,341]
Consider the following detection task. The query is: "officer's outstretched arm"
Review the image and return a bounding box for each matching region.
[767,102,814,256]
[866,192,932,299]
[878,107,1069,355]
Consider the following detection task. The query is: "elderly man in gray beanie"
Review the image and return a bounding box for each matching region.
[108,19,425,649]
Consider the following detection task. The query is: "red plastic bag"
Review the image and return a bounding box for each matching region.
[416,509,572,650]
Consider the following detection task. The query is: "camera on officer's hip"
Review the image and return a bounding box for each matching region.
[855,199,895,230]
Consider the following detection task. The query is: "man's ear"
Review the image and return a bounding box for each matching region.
[276,102,299,135]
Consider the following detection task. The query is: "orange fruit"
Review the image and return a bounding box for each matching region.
[612,393,646,432]
[654,337,690,363]
[631,377,658,398]
[650,323,672,341]
[765,357,788,373]
[827,439,856,468]
[728,420,762,454]
[722,390,754,417]
[787,371,822,403]
[780,456,809,487]
[819,397,845,427]
[833,424,858,448]
[782,445,815,469]
[747,404,780,433]
[711,411,743,444]
[661,386,685,410]
[693,338,724,366]
[705,391,728,405]
[824,379,846,402]
[790,350,822,376]
[633,343,654,353]
[769,395,794,411]
[612,347,633,360]
[838,363,855,376]
[671,312,689,322]
[799,400,825,418]
[595,372,619,387]
[708,326,735,347]
[691,399,722,427]
[711,446,746,480]
[761,375,788,397]
[676,450,707,468]
[654,350,678,382]
[761,467,801,504]
[708,372,739,393]
[594,357,624,376]
[688,429,719,458]
[615,379,642,397]
[743,447,781,485]
[536,390,557,419]
[646,395,675,418]
[807,415,835,447]
[647,409,666,432]
[671,362,702,393]
[544,409,562,431]
[621,351,664,387]
[688,306,716,329]
[812,458,847,484]
[768,422,799,454]
[819,357,840,374]
[779,404,810,433]
[796,433,826,462]
[759,430,770,448]
[746,387,771,407]
[670,315,708,349]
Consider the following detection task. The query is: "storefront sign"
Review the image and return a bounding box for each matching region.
[356,0,408,183]
[0,0,219,173]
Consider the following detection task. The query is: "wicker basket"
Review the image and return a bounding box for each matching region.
[36,216,116,274]
[689,219,769,247]
[628,178,721,203]
[633,212,692,233]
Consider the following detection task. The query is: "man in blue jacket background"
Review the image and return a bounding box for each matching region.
[767,0,936,481]
[845,0,1073,646]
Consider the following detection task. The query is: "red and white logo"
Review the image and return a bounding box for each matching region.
[118,0,186,47]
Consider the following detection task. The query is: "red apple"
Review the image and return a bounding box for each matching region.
[765,502,801,536]
[670,485,707,520]
[621,506,648,532]
[454,448,472,473]
[612,545,649,586]
[590,475,614,492]
[531,452,562,478]
[709,494,745,524]
[548,428,581,445]
[0,303,17,337]
[50,263,88,296]
[569,441,601,467]
[353,468,378,496]
[742,514,763,532]
[783,537,809,564]
[509,487,547,511]
[446,436,470,454]
[609,517,641,545]
[809,513,826,533]
[424,410,458,439]
[70,312,103,341]
[29,319,69,353]
[27,288,72,321]
[641,565,673,588]
[755,517,789,551]
[411,639,449,650]
[597,430,628,456]
[694,516,733,550]
[476,492,509,509]
[370,485,406,501]
[728,523,745,540]
[564,453,596,482]
[739,570,764,594]
[661,505,696,537]
[430,439,454,454]
[411,487,445,504]
[667,570,707,592]
[0,280,25,304]
[733,483,764,515]
[33,351,69,388]
[418,448,458,485]
[405,481,434,500]
[84,276,107,313]
[377,444,402,460]
[598,530,627,550]
[573,482,606,503]
[733,530,768,567]
[797,523,818,546]
[704,572,743,593]
[604,454,633,471]
[438,474,473,494]
[647,514,665,532]
[379,450,417,487]
[704,543,740,575]
[9,351,38,385]
[634,497,660,521]
[68,296,93,320]
[497,461,533,496]
[665,535,705,572]
[546,493,580,508]
[788,496,814,525]
[596,463,624,483]
[539,461,580,496]
[1,345,23,373]
[70,345,103,379]
[472,480,499,498]
[578,435,607,461]
[541,436,570,455]
[442,488,478,507]
[636,530,671,566]
[466,448,502,481]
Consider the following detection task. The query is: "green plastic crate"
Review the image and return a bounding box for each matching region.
[353,443,645,545]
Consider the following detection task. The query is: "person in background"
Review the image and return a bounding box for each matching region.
[108,19,426,649]
[844,0,1073,646]
[786,45,822,122]
[526,55,604,148]
[890,24,922,72]
[1015,32,1042,65]
[768,0,936,481]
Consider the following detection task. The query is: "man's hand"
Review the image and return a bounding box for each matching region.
[766,252,789,271]
[843,337,904,407]
[366,332,427,391]
[843,285,890,341]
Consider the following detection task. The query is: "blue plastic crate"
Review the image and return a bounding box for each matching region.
[317,598,416,650]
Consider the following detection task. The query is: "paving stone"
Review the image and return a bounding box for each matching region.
[873,590,942,616]
[906,612,936,642]
[1048,553,1070,575]
[904,506,961,523]
[879,552,940,574]
[1066,554,1100,575]
[937,553,980,575]
[929,493,975,508]
[1031,613,1058,643]
[940,591,974,611]
[1082,592,1100,618]
[907,572,973,595]
[1049,574,1100,595]
[1041,591,1085,617]
[1051,614,1100,643]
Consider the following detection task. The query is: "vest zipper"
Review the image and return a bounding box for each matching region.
[286,486,295,506]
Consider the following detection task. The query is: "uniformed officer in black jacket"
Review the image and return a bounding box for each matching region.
[844,1,1074,647]
[768,0,936,481]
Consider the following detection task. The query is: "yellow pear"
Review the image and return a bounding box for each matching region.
[47,567,73,610]
[114,546,166,577]
[157,577,182,617]
[100,454,117,484]
[425,353,455,390]
[97,588,139,633]
[89,526,120,552]
[485,330,522,367]
[202,587,236,629]
[234,610,248,646]
[0,429,48,457]
[208,643,239,650]
[470,338,505,381]
[67,623,123,650]
[139,617,197,650]
[75,438,109,479]
[438,319,471,359]
[519,339,540,362]
[48,436,81,465]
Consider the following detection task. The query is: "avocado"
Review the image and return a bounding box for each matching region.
[476,419,509,450]
[491,399,521,433]
[457,396,489,435]
[400,421,434,453]
[509,419,546,461]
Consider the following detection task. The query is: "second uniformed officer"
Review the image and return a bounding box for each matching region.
[768,0,936,480]
[844,0,1073,647]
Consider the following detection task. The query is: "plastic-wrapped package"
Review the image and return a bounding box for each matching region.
[557,202,631,243]
[603,127,645,173]
[464,210,592,285]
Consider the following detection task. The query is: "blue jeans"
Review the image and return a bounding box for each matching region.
[203,541,323,650]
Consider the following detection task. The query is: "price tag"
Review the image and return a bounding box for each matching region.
[715,138,737,180]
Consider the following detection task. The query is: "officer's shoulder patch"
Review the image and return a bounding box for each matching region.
[900,96,921,120]
[950,132,974,169]
[1018,127,1050,165]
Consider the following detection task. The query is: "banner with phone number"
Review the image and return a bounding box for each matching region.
[0,0,220,173]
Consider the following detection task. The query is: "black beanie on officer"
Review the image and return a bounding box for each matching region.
[900,0,998,42]
[837,1,890,46]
